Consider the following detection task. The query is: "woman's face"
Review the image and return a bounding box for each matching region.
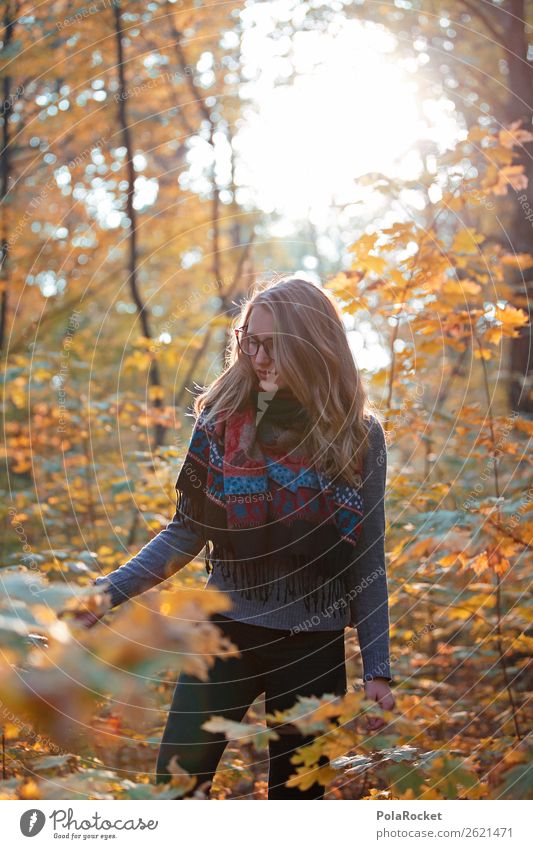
[245,305,286,391]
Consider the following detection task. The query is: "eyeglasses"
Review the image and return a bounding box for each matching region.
[235,326,274,358]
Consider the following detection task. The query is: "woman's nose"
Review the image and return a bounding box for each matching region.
[255,349,271,366]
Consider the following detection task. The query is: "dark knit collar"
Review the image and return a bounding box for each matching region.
[251,385,310,431]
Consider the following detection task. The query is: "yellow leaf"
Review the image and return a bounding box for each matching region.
[470,551,489,576]
[491,555,510,576]
[442,279,481,297]
[499,122,533,149]
[500,253,533,270]
[494,304,529,334]
[124,350,152,371]
[362,254,387,274]
[19,779,41,799]
[3,722,20,740]
[286,763,336,792]
[485,326,503,345]
[467,125,490,144]
[438,553,458,567]
[452,228,485,254]
[347,233,387,274]
[492,165,527,195]
[507,635,533,655]
[148,385,165,402]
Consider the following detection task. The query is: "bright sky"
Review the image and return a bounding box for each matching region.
[110,1,465,238]
[226,3,464,370]
[231,4,464,226]
[64,0,465,368]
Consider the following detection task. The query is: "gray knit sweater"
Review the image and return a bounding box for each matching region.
[94,414,391,682]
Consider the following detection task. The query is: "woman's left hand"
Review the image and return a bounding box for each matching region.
[364,677,395,731]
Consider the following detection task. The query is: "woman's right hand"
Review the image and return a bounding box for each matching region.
[60,587,113,629]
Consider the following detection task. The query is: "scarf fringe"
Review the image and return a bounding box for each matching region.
[206,540,350,619]
[176,487,207,535]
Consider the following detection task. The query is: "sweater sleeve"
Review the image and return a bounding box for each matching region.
[93,510,206,609]
[348,415,392,682]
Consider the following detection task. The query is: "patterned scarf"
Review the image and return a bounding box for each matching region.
[175,388,364,613]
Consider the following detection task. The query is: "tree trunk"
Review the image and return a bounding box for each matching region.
[503,0,533,414]
[113,0,166,450]
[0,2,15,355]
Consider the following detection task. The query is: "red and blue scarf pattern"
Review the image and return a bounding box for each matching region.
[175,392,364,613]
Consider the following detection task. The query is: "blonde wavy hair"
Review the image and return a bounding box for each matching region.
[192,275,380,481]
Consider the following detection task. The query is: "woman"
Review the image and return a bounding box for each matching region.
[81,275,395,799]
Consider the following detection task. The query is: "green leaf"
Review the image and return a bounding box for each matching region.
[498,761,533,800]
[386,761,426,796]
[111,479,135,495]
[27,754,78,771]
[0,366,25,384]
[202,716,279,751]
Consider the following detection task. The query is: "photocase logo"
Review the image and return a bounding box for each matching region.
[20,809,46,837]
[256,387,278,426]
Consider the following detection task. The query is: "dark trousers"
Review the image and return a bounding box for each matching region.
[155,613,347,799]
